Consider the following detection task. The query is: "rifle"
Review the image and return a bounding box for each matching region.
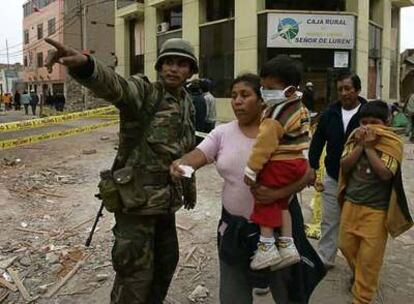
[85,196,104,247]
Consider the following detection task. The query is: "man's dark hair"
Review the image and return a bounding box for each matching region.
[231,73,261,98]
[260,55,302,87]
[336,71,361,91]
[359,100,390,123]
[200,79,211,93]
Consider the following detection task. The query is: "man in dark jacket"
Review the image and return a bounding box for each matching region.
[308,71,367,269]
[302,82,315,112]
[55,93,66,112]
[29,90,39,116]
[186,80,207,144]
[14,90,21,110]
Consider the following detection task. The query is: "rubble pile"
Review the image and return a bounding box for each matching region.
[0,158,113,303]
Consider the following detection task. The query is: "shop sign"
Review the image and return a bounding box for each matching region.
[267,13,355,49]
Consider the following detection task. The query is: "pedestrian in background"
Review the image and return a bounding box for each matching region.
[21,90,31,115]
[4,93,12,111]
[55,93,66,112]
[404,92,414,142]
[308,71,367,269]
[201,78,216,132]
[302,82,315,112]
[14,90,21,110]
[29,90,39,116]
[187,79,207,144]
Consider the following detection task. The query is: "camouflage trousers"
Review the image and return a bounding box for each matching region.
[110,212,179,304]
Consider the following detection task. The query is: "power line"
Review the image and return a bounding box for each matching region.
[3,16,79,66]
[2,8,83,58]
[0,2,83,53]
[0,0,115,54]
[0,13,79,57]
[0,15,79,59]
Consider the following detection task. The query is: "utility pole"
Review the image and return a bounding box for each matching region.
[79,0,84,51]
[5,39,10,93]
[5,39,10,70]
[78,0,87,110]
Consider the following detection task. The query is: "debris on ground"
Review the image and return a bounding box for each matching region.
[45,253,92,298]
[1,158,22,167]
[188,284,209,302]
[0,256,18,270]
[0,160,111,302]
[82,149,97,155]
[7,268,35,302]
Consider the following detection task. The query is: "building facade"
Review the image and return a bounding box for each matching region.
[115,0,413,120]
[0,63,24,94]
[22,0,115,109]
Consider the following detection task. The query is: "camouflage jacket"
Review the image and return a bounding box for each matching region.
[70,57,196,215]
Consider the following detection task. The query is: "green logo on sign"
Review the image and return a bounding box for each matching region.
[275,18,301,43]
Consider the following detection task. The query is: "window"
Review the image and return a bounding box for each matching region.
[205,0,234,22]
[369,0,381,22]
[37,23,43,39]
[368,24,382,99]
[23,3,31,17]
[200,20,234,97]
[37,52,44,68]
[266,0,345,11]
[48,18,56,36]
[24,56,28,67]
[24,30,29,44]
[161,5,182,31]
[369,24,382,59]
[130,20,145,75]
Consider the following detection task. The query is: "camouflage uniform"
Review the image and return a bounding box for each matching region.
[70,39,197,303]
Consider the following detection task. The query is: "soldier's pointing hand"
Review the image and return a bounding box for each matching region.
[44,38,88,73]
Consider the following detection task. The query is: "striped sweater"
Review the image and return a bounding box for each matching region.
[246,93,310,178]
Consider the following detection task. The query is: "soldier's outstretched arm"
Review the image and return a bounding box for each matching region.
[45,38,148,111]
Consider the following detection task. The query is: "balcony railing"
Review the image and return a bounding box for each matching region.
[117,0,144,10]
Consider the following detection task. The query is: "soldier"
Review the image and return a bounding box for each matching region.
[45,37,197,303]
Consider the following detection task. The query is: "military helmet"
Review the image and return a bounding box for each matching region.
[155,38,199,73]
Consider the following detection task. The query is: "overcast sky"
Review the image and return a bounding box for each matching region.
[0,1,414,64]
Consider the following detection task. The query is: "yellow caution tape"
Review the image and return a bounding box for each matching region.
[305,147,326,240]
[92,114,119,120]
[0,106,117,133]
[305,193,322,240]
[0,120,119,150]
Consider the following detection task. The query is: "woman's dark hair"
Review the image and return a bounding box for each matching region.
[359,100,390,123]
[230,73,261,98]
[260,55,302,87]
[336,71,362,91]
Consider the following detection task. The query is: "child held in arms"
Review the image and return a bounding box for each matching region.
[244,55,310,270]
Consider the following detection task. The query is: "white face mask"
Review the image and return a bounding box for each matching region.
[260,86,295,106]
